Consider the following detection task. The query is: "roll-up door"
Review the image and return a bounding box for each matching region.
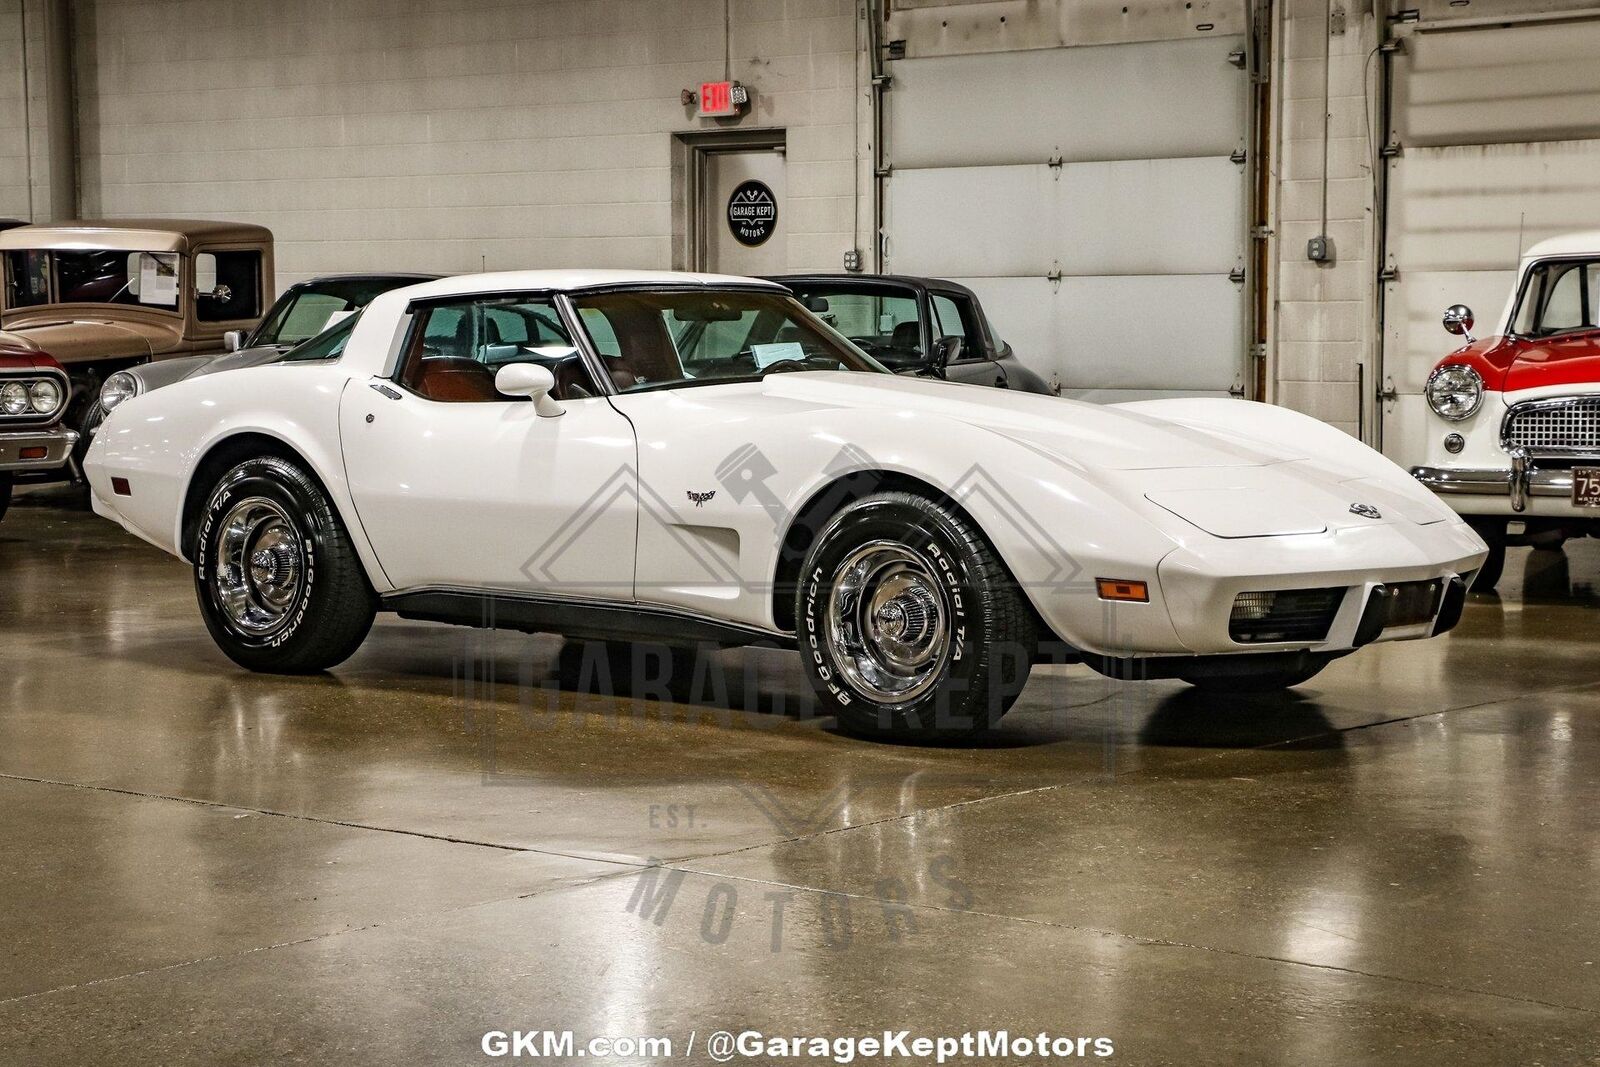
[882,35,1251,402]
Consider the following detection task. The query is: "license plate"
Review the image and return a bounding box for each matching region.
[1574,468,1600,507]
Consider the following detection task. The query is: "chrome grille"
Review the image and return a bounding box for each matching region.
[1503,396,1600,454]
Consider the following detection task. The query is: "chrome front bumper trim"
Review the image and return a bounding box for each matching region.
[1412,459,1595,512]
[0,428,77,473]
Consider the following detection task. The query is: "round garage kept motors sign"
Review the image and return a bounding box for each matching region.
[727,180,778,246]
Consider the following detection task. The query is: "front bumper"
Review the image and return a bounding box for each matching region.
[1413,451,1600,514]
[0,427,77,474]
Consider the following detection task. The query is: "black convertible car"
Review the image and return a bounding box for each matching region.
[767,273,1053,395]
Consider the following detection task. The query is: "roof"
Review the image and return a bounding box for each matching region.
[0,218,272,253]
[1521,231,1600,261]
[344,269,788,378]
[390,269,786,302]
[766,273,974,295]
[288,272,443,288]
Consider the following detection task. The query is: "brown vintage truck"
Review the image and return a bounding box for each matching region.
[0,219,274,471]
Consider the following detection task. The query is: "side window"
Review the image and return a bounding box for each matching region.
[279,293,350,342]
[398,297,598,402]
[194,250,263,321]
[931,293,985,358]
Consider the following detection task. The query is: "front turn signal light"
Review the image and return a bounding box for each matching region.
[1096,578,1149,603]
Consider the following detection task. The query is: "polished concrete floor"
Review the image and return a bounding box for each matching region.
[3,485,1600,1065]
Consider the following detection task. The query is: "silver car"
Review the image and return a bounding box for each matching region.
[93,272,438,431]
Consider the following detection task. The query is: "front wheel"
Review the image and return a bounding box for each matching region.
[0,472,12,523]
[194,455,376,673]
[797,491,1036,740]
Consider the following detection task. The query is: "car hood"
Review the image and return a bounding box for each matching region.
[743,372,1294,470]
[188,344,285,378]
[1443,331,1600,393]
[0,318,170,365]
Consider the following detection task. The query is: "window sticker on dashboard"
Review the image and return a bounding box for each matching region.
[751,342,804,369]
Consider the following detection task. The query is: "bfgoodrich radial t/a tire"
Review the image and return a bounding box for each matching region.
[194,455,376,673]
[797,491,1037,739]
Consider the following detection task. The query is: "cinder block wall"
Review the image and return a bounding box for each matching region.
[0,0,54,221]
[66,0,870,287]
[1269,0,1380,436]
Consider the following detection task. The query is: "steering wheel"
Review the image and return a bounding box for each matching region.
[757,358,812,375]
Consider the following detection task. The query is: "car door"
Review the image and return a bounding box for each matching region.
[929,290,1006,389]
[339,293,638,601]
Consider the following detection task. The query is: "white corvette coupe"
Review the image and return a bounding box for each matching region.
[86,270,1486,738]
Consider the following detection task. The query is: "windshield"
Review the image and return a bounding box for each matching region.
[279,310,359,362]
[781,283,926,370]
[1511,259,1600,338]
[3,249,183,311]
[253,278,413,347]
[570,289,885,393]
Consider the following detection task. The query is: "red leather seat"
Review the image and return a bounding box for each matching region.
[412,357,503,402]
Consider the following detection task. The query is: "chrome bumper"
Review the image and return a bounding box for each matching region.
[0,427,77,473]
[1412,448,1599,513]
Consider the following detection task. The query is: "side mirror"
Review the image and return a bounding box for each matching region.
[930,336,962,371]
[495,362,563,417]
[222,329,246,352]
[1442,304,1475,342]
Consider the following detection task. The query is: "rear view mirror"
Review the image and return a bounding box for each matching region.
[1442,304,1475,341]
[802,295,829,313]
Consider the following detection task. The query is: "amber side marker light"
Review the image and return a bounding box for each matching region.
[1096,578,1149,603]
[111,477,132,497]
[19,446,47,461]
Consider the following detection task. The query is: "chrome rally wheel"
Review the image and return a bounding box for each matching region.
[194,455,375,674]
[212,496,306,638]
[825,542,951,704]
[797,491,1037,739]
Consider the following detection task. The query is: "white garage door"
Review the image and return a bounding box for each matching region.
[1381,17,1600,464]
[882,36,1251,402]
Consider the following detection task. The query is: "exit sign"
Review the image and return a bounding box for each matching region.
[697,80,749,119]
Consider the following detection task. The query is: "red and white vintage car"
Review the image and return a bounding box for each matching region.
[0,348,74,523]
[1412,232,1600,589]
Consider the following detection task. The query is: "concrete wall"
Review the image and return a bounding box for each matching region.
[68,0,870,286]
[1268,0,1380,437]
[0,0,58,222]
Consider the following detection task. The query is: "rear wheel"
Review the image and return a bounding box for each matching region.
[193,455,376,673]
[797,491,1036,739]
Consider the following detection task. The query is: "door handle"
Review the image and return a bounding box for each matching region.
[369,381,401,400]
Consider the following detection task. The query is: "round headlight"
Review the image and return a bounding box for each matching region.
[100,371,141,412]
[29,378,62,415]
[0,381,28,416]
[1425,364,1484,421]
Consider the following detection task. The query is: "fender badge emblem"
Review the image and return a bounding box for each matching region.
[1349,503,1382,519]
[687,490,716,507]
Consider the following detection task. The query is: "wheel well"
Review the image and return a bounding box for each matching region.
[770,470,1005,633]
[179,433,322,560]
